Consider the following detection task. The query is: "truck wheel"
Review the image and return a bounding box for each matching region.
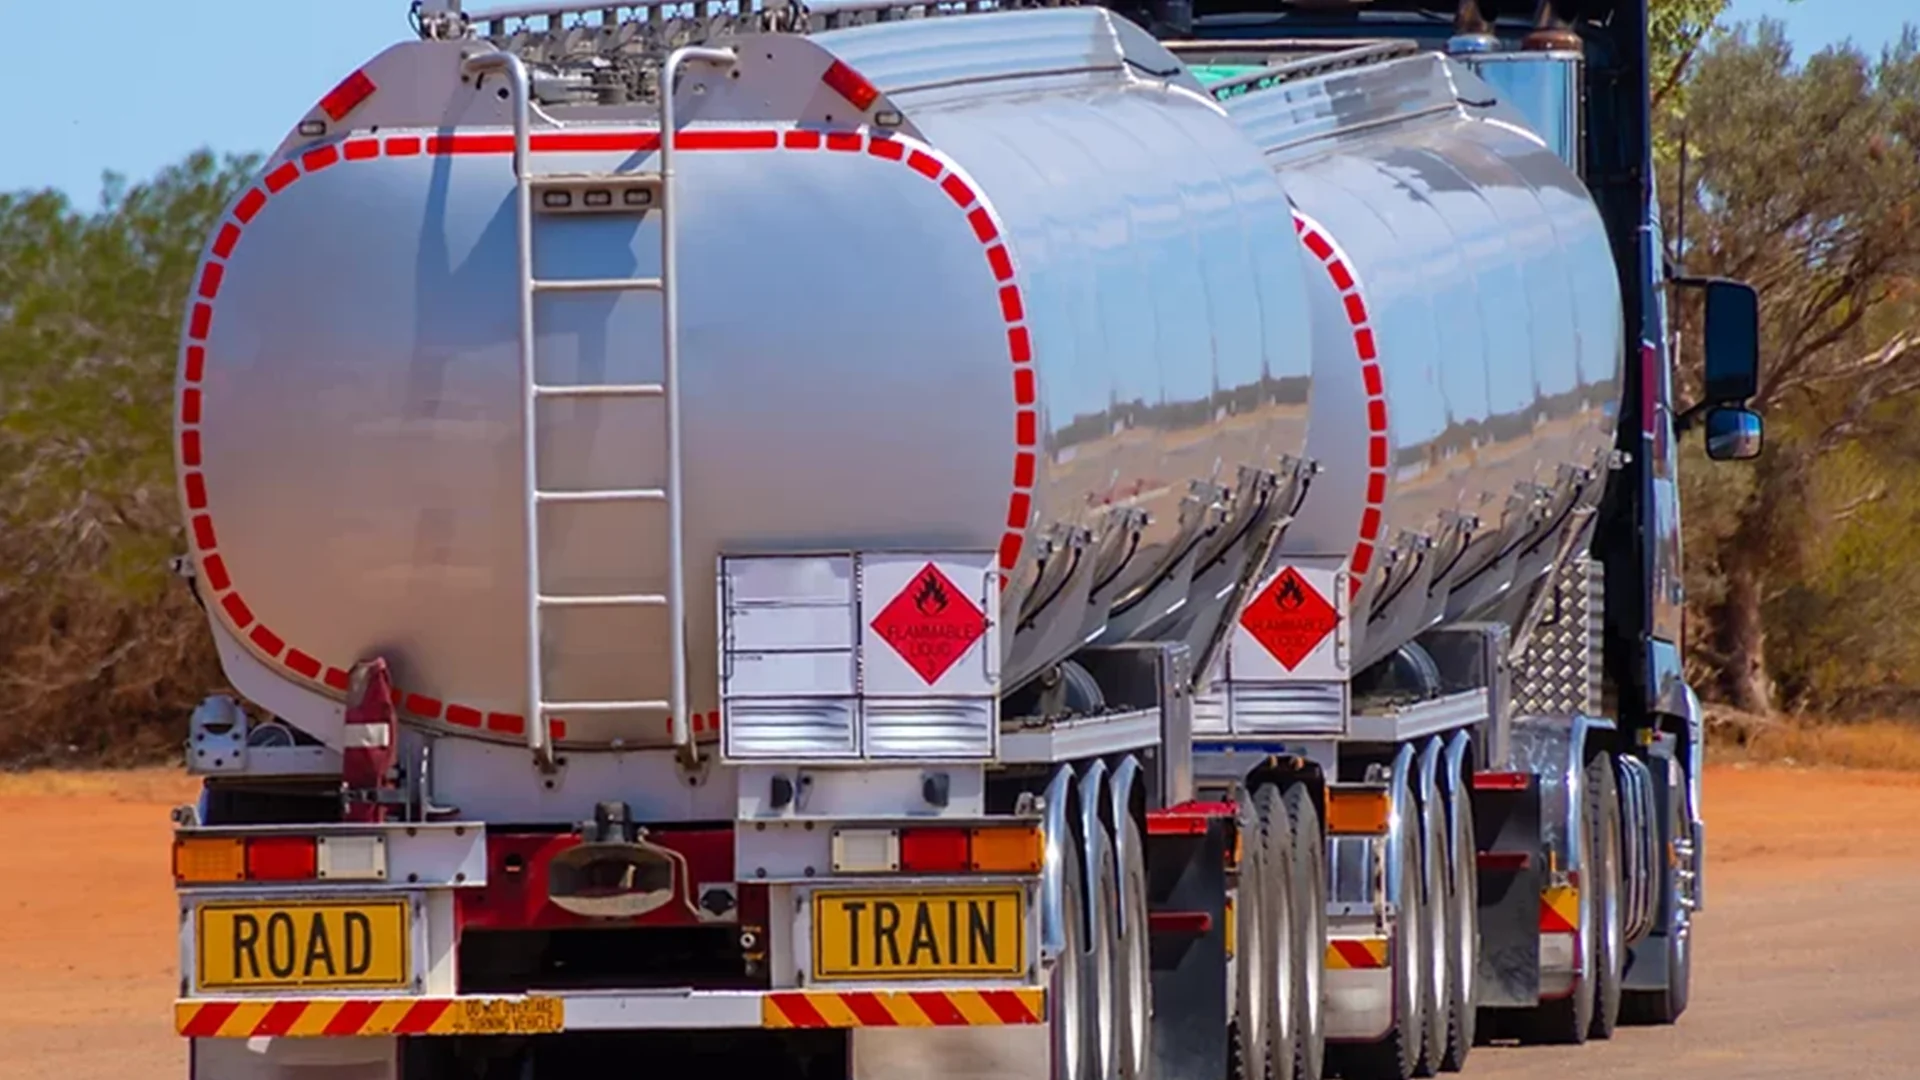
[1117,812,1153,1080]
[1587,756,1625,1040]
[1439,776,1477,1072]
[1513,755,1602,1046]
[1229,797,1270,1080]
[1414,779,1448,1077]
[1087,816,1123,1080]
[1284,782,1327,1080]
[1328,782,1422,1080]
[1053,827,1090,1080]
[1256,786,1298,1080]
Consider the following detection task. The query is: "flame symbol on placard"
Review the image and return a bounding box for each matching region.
[1275,573,1307,611]
[913,570,950,616]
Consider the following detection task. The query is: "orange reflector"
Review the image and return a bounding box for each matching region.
[1326,789,1391,835]
[969,826,1042,873]
[173,837,246,883]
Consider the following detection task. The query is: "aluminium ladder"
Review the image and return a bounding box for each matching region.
[464,47,737,773]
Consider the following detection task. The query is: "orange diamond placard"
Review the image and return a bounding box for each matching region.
[1239,566,1338,671]
[870,563,987,685]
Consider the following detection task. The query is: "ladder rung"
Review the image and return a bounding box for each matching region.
[537,593,668,608]
[535,488,667,504]
[534,277,663,294]
[535,383,665,399]
[539,700,671,714]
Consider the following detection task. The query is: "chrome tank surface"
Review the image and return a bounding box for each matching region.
[1221,52,1624,666]
[175,11,1316,748]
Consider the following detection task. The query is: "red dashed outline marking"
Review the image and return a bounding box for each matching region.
[1292,210,1388,601]
[177,126,1032,744]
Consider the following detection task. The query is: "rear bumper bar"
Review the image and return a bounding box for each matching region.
[177,987,1044,1038]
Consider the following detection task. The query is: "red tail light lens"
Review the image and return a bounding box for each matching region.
[899,828,970,873]
[319,69,377,123]
[245,836,319,881]
[821,60,880,112]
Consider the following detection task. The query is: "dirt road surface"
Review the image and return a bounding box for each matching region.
[4,764,1918,1079]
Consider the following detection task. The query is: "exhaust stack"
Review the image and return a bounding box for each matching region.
[1523,0,1583,51]
[1449,1,1502,55]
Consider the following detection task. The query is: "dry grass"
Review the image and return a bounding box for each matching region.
[1707,709,1920,772]
[0,766,196,803]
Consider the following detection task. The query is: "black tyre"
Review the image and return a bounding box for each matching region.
[1414,781,1448,1077]
[1053,827,1090,1080]
[1284,782,1327,1080]
[1439,774,1477,1072]
[1256,786,1298,1080]
[1587,757,1625,1040]
[1230,797,1270,1080]
[1117,812,1154,1079]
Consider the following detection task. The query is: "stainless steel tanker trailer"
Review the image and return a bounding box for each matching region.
[163,0,1765,1077]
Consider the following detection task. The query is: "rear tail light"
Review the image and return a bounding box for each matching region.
[318,69,377,123]
[175,834,383,884]
[830,825,1042,875]
[821,60,880,112]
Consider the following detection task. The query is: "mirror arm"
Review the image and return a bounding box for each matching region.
[1672,400,1709,435]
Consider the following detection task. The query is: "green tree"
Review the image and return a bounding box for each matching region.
[0,150,257,765]
[1664,22,1920,715]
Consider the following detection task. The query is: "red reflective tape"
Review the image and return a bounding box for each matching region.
[1332,940,1385,969]
[180,430,202,466]
[249,624,286,657]
[265,163,300,193]
[212,223,241,259]
[191,514,217,550]
[188,303,213,341]
[940,173,976,208]
[551,718,569,740]
[910,991,968,1026]
[680,130,780,151]
[999,286,1025,322]
[405,693,443,719]
[221,593,255,629]
[1328,259,1354,291]
[319,69,377,123]
[1343,293,1368,326]
[428,134,514,155]
[1474,771,1530,791]
[1146,815,1207,835]
[1366,473,1386,505]
[185,345,206,382]
[1369,437,1388,469]
[197,263,225,300]
[985,244,1014,282]
[1354,329,1378,361]
[1302,230,1334,261]
[1015,410,1037,447]
[286,649,323,680]
[1367,399,1388,433]
[302,145,340,173]
[344,139,380,161]
[785,129,823,151]
[532,131,660,153]
[1362,363,1383,397]
[1014,451,1037,488]
[1359,508,1382,541]
[867,135,904,160]
[393,999,452,1035]
[998,533,1023,570]
[824,131,863,153]
[1148,910,1213,935]
[182,385,202,421]
[981,989,1040,1024]
[325,667,352,691]
[323,999,380,1036]
[1541,905,1577,934]
[1478,851,1531,871]
[772,993,830,1029]
[906,150,942,180]
[181,1002,239,1038]
[1351,544,1374,575]
[184,472,208,510]
[1007,492,1032,530]
[1013,367,1035,406]
[488,712,526,735]
[251,999,310,1038]
[843,992,897,1027]
[1007,326,1032,363]
[202,554,231,591]
[234,189,267,223]
[446,704,483,728]
[385,136,422,156]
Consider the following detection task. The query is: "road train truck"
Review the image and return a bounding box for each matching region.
[165,0,1766,1077]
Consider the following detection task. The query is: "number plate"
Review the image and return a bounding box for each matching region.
[195,897,410,992]
[811,887,1025,980]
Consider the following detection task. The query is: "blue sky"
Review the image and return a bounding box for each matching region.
[5,0,1913,200]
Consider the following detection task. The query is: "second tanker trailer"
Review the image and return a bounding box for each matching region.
[164,2,1763,1078]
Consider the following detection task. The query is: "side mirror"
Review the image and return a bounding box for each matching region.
[1701,280,1760,403]
[1704,406,1763,462]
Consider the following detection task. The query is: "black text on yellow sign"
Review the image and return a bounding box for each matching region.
[195,898,411,992]
[812,887,1026,980]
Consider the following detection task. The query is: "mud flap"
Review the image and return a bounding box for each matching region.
[1145,811,1230,1080]
[1472,773,1544,1009]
